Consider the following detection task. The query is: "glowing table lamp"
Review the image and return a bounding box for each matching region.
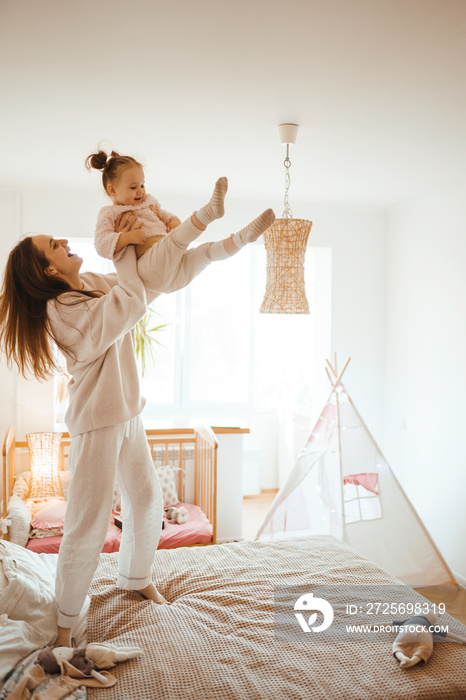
[26,431,64,499]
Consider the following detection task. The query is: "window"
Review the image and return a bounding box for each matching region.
[140,250,254,416]
[343,476,382,523]
[56,239,330,432]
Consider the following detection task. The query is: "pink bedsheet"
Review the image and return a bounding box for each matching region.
[25,502,213,554]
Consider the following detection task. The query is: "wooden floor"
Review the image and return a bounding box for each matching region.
[242,491,466,625]
[242,489,278,541]
[416,585,466,626]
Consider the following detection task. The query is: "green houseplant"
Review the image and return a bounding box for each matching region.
[134,307,168,377]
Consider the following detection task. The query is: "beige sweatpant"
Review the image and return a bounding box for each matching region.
[55,416,163,628]
[137,216,229,294]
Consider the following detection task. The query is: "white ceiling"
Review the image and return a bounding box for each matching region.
[1,0,465,207]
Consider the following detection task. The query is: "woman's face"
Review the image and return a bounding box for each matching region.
[32,235,83,284]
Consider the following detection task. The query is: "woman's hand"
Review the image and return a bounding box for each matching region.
[114,212,146,252]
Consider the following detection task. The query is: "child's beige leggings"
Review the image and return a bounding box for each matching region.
[137,217,228,294]
[55,415,162,628]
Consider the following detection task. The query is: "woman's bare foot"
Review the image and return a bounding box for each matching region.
[135,582,170,605]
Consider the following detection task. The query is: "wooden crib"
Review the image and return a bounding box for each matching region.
[2,424,217,547]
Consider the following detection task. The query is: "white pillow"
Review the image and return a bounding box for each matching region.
[12,473,29,500]
[13,471,72,500]
[155,464,180,507]
[7,495,31,547]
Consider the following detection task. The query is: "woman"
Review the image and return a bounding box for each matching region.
[0,214,167,647]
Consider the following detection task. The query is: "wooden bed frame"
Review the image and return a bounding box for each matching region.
[1,425,218,544]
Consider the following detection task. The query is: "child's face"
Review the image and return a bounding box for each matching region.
[108,165,146,206]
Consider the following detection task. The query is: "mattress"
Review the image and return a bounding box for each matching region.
[87,536,466,699]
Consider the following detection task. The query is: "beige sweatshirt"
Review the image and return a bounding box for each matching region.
[47,248,157,437]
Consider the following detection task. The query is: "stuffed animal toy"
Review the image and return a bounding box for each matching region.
[36,642,143,679]
[4,643,142,700]
[392,611,466,668]
[36,646,106,683]
[86,642,144,668]
[165,506,188,524]
[392,614,435,668]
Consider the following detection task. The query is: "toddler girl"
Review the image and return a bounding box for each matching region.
[86,149,275,293]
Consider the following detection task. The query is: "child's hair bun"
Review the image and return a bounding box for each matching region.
[85,150,110,172]
[85,147,141,194]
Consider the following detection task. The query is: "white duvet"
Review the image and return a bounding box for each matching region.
[0,540,88,680]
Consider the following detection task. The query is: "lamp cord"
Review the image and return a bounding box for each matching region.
[283,143,293,219]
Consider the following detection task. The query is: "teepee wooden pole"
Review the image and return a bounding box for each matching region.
[335,388,347,539]
[326,356,351,383]
[325,367,333,386]
[340,356,351,379]
[326,357,337,378]
[324,357,352,404]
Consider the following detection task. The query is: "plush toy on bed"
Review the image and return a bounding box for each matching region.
[392,611,466,668]
[36,646,105,682]
[10,643,143,699]
[36,642,144,681]
[165,506,188,524]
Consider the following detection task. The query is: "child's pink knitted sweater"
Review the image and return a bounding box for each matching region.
[95,194,175,261]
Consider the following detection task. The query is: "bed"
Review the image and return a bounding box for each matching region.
[1,425,217,552]
[1,535,465,699]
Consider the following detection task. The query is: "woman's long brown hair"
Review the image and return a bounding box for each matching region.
[0,237,101,380]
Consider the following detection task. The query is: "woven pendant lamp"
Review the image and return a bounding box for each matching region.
[260,124,312,314]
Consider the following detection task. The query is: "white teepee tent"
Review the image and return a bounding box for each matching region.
[256,357,458,587]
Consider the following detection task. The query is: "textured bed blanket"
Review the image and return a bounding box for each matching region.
[87,536,466,699]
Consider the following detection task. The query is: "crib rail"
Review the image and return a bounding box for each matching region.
[194,425,218,545]
[2,426,16,539]
[1,425,218,544]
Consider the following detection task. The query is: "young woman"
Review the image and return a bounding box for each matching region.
[0,213,168,647]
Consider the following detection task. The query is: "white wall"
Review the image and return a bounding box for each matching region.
[0,188,82,443]
[310,202,388,443]
[0,191,20,448]
[385,182,466,579]
[0,186,388,484]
